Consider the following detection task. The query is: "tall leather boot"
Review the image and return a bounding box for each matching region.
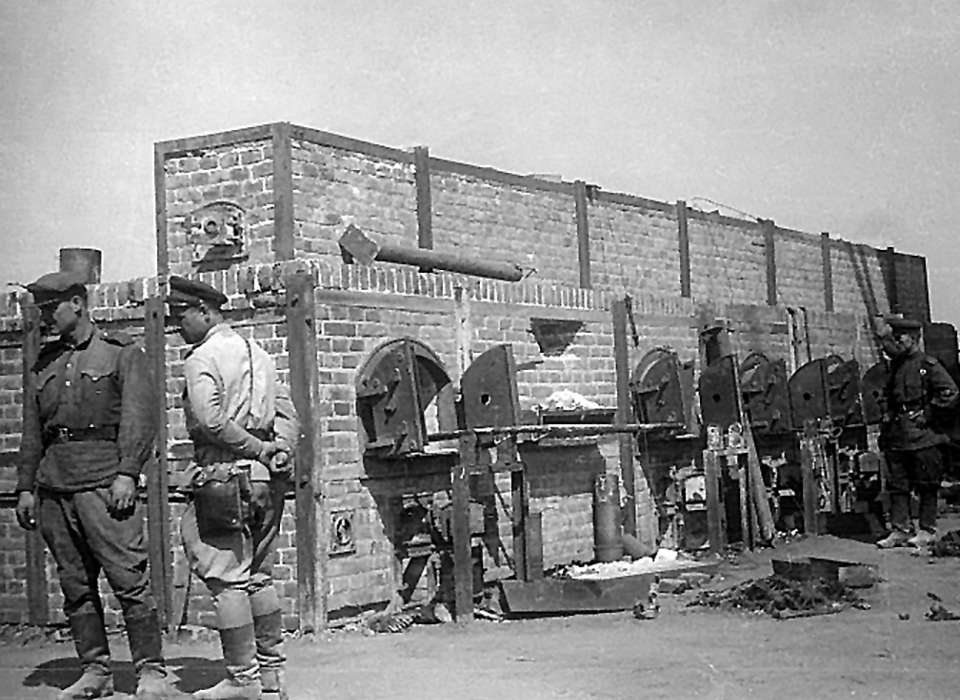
[58,611,114,700]
[194,589,261,700]
[251,586,286,699]
[125,609,189,699]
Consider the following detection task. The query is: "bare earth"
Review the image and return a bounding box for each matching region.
[4,540,960,700]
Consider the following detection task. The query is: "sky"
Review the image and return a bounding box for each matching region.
[2,1,959,326]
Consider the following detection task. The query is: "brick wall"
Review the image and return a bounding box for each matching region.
[158,123,933,327]
[160,132,276,278]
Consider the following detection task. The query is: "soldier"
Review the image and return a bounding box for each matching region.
[167,276,299,700]
[875,316,959,548]
[15,271,185,699]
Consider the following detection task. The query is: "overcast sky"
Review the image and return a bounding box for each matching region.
[2,1,958,327]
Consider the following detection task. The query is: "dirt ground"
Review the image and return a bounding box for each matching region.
[4,534,960,700]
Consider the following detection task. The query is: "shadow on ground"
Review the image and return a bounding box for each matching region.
[23,656,224,696]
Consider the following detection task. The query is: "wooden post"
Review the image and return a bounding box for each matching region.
[737,457,752,549]
[676,200,691,298]
[820,232,834,312]
[143,296,172,628]
[272,122,295,260]
[511,466,529,582]
[573,180,591,289]
[414,146,433,250]
[454,433,475,622]
[612,298,636,537]
[799,421,820,536]
[284,271,324,631]
[703,450,725,554]
[21,302,48,625]
[762,219,777,306]
[884,246,899,314]
[153,145,169,281]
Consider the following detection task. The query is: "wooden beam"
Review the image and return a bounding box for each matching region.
[821,232,834,312]
[156,124,274,159]
[272,122,295,261]
[284,271,324,631]
[612,298,636,536]
[573,180,591,289]
[454,433,475,622]
[414,146,433,249]
[143,296,171,628]
[762,219,778,306]
[21,303,47,626]
[884,246,900,314]
[154,145,169,281]
[676,201,691,298]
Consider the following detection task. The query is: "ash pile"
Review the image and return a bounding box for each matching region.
[687,574,870,619]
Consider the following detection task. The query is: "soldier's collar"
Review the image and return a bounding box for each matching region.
[63,320,95,349]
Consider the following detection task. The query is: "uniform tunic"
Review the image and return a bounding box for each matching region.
[18,323,157,617]
[880,349,958,451]
[180,323,299,585]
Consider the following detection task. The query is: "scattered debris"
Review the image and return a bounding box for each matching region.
[539,389,602,411]
[686,575,867,618]
[554,550,710,581]
[363,610,415,634]
[930,530,960,557]
[925,603,960,621]
[633,579,660,620]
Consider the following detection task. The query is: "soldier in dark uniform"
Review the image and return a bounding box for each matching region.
[875,316,959,548]
[15,271,185,699]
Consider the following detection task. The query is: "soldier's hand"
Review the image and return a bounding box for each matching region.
[109,474,137,516]
[258,440,280,465]
[270,449,293,475]
[15,491,37,530]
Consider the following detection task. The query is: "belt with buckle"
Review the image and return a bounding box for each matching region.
[44,425,119,445]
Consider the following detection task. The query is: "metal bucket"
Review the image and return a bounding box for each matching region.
[59,247,102,284]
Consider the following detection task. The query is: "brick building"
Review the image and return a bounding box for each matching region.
[0,122,936,629]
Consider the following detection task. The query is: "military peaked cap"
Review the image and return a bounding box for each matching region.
[26,270,88,300]
[885,315,922,332]
[167,276,227,309]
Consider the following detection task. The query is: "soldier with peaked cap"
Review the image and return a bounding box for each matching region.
[168,276,299,700]
[16,271,186,699]
[875,315,958,548]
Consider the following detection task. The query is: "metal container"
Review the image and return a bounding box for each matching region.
[593,473,624,562]
[59,247,102,284]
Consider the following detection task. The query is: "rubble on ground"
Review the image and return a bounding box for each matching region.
[686,575,869,619]
[930,530,960,557]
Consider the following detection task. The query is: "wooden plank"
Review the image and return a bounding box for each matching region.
[738,459,752,549]
[20,302,48,625]
[153,145,169,281]
[414,146,433,250]
[573,180,591,289]
[284,272,324,631]
[156,124,273,159]
[525,511,543,581]
[290,124,414,164]
[500,574,652,614]
[799,426,821,536]
[821,232,834,312]
[271,123,295,260]
[704,450,725,554]
[428,156,573,194]
[677,200,691,298]
[143,296,171,628]
[762,219,778,306]
[453,434,475,622]
[884,246,900,314]
[611,299,636,536]
[510,467,528,582]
